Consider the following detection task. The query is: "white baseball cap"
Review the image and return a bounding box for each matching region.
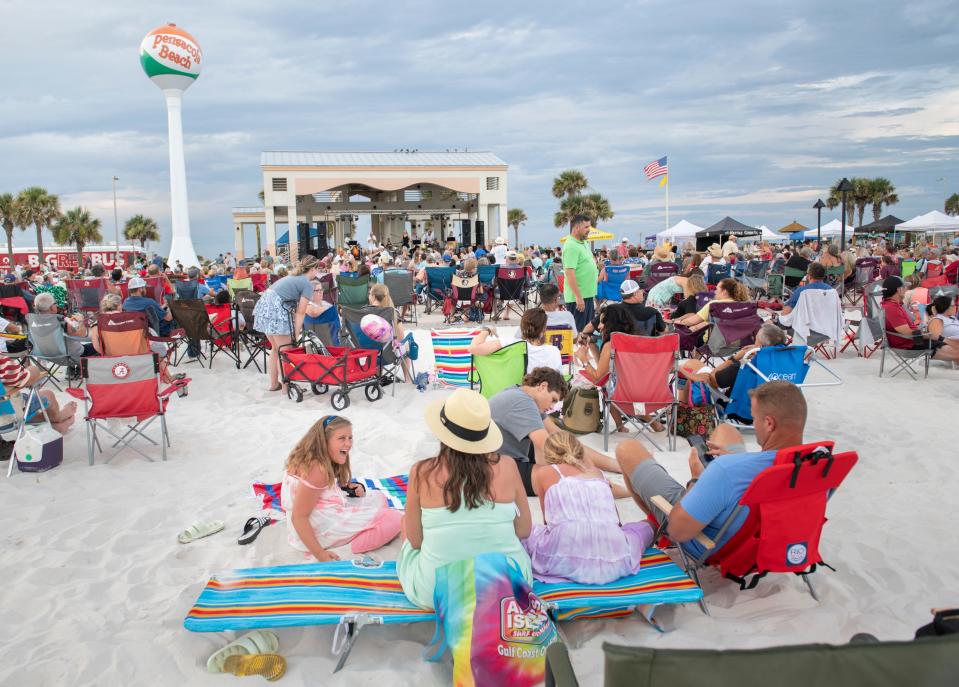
[621,236,629,243]
[128,276,147,289]
[620,279,640,296]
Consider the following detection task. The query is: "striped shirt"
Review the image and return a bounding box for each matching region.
[0,355,28,388]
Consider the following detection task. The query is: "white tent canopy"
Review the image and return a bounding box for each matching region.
[897,211,959,233]
[656,219,703,244]
[813,219,855,238]
[759,225,790,243]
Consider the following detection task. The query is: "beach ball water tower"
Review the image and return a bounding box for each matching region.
[139,24,202,268]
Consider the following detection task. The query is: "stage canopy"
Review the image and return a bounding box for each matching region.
[897,211,959,233]
[855,215,904,234]
[696,216,760,250]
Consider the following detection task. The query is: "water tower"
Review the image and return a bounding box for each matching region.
[139,24,202,268]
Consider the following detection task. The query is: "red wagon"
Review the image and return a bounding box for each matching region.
[279,345,382,409]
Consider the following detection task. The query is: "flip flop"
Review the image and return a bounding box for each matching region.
[207,630,279,673]
[238,515,273,546]
[223,654,287,682]
[177,520,225,544]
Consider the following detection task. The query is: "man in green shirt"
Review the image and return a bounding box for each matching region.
[563,214,599,332]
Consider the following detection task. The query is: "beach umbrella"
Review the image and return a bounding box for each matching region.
[776,220,809,235]
[559,228,615,242]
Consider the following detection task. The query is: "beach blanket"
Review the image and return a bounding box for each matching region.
[183,549,703,633]
[252,474,409,512]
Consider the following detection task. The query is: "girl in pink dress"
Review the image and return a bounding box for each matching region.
[282,415,402,561]
[523,431,654,584]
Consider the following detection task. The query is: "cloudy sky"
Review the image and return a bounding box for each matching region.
[2,0,957,256]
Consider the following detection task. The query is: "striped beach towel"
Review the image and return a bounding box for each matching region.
[184,549,702,633]
[431,328,480,387]
[252,474,409,512]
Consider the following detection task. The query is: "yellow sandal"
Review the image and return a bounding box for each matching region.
[223,653,287,681]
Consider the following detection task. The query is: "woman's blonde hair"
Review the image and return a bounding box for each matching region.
[293,255,320,276]
[684,274,706,297]
[369,283,394,308]
[543,431,587,471]
[99,293,122,312]
[285,415,353,487]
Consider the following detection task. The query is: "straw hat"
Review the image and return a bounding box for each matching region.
[652,244,672,261]
[424,389,503,455]
[707,244,723,258]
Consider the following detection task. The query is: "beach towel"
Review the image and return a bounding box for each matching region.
[252,474,409,512]
[431,329,480,387]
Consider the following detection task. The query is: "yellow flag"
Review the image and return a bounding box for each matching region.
[659,174,668,187]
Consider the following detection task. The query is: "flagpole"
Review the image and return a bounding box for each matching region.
[665,176,669,231]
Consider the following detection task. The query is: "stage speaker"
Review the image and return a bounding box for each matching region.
[315,222,329,260]
[475,220,485,248]
[461,219,471,247]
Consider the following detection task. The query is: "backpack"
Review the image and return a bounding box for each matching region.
[427,552,557,686]
[560,386,601,434]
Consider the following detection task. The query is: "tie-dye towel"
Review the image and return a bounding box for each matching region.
[252,474,409,512]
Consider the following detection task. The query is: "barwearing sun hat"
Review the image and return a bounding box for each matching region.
[424,388,503,455]
[652,244,672,261]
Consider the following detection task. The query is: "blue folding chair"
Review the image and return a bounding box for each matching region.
[705,263,731,286]
[597,265,631,302]
[424,267,454,314]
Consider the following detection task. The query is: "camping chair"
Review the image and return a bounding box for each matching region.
[705,263,731,286]
[845,258,879,306]
[336,274,371,309]
[470,340,528,399]
[652,441,858,614]
[143,276,167,304]
[0,283,29,326]
[764,272,785,302]
[250,273,269,293]
[493,266,528,320]
[824,266,846,297]
[227,277,253,297]
[205,302,242,368]
[545,324,575,375]
[900,259,916,279]
[173,279,200,300]
[694,301,762,362]
[66,353,189,465]
[204,275,228,294]
[597,265,630,302]
[93,311,183,386]
[65,278,106,318]
[477,264,498,315]
[167,299,222,368]
[384,269,417,325]
[340,306,412,395]
[741,259,770,296]
[423,267,454,314]
[602,333,679,451]
[431,328,481,387]
[841,281,884,359]
[944,260,959,285]
[446,273,481,324]
[25,313,82,392]
[644,262,678,289]
[878,311,933,381]
[779,289,845,359]
[233,290,269,372]
[782,266,806,299]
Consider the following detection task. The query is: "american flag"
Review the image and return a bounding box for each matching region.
[644,156,668,180]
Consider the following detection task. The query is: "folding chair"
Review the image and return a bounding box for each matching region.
[764,272,785,302]
[334,274,370,310]
[845,258,879,306]
[697,301,762,361]
[173,279,200,300]
[340,306,414,395]
[227,277,253,297]
[842,281,884,359]
[493,266,528,320]
[205,302,242,368]
[652,442,858,614]
[944,260,959,285]
[545,324,575,375]
[384,269,417,325]
[0,283,29,326]
[602,333,679,451]
[25,313,81,391]
[250,273,269,293]
[66,353,189,465]
[470,340,528,399]
[64,278,106,317]
[900,259,916,279]
[166,299,223,368]
[144,276,167,304]
[878,313,933,380]
[205,275,228,294]
[644,262,677,289]
[741,259,770,297]
[705,263,731,286]
[477,264,497,316]
[446,273,481,324]
[782,266,806,299]
[779,289,845,359]
[431,328,480,388]
[423,267,454,315]
[597,265,630,302]
[233,290,269,372]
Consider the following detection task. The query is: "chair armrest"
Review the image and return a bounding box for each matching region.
[649,495,716,550]
[159,378,190,398]
[66,387,87,401]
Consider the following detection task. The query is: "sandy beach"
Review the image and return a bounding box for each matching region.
[2,313,958,687]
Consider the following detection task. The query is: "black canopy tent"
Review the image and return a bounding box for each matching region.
[695,216,761,251]
[854,215,905,234]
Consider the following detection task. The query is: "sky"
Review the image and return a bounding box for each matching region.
[2,0,958,257]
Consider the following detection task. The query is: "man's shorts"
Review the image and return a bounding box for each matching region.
[630,459,686,524]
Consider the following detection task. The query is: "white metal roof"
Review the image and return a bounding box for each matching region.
[261,151,507,167]
[232,207,265,214]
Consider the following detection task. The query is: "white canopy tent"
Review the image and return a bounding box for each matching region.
[761,225,790,243]
[811,219,854,239]
[897,211,959,233]
[656,219,703,244]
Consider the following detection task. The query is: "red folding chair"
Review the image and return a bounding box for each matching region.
[250,273,269,293]
[205,302,241,367]
[144,276,167,304]
[602,332,679,451]
[67,353,190,464]
[655,441,857,614]
[64,278,107,317]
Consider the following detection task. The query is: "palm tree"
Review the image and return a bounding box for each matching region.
[14,186,60,263]
[868,178,899,222]
[582,193,614,226]
[553,193,615,229]
[944,193,958,216]
[0,193,20,269]
[51,207,102,268]
[850,177,873,227]
[507,208,527,248]
[124,214,160,250]
[551,170,589,200]
[826,179,856,228]
[257,189,265,203]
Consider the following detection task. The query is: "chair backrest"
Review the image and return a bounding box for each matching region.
[425,267,455,295]
[705,263,731,286]
[95,311,151,356]
[544,324,575,368]
[928,284,959,301]
[477,264,497,286]
[205,275,228,293]
[227,277,253,296]
[167,299,213,340]
[783,266,806,282]
[900,259,916,279]
[173,279,200,301]
[341,305,395,363]
[609,333,678,413]
[600,265,631,301]
[705,301,762,354]
[725,345,810,422]
[233,289,260,327]
[496,266,527,300]
[431,328,480,387]
[143,276,166,304]
[743,260,769,279]
[451,274,479,302]
[25,313,69,359]
[708,442,857,580]
[765,273,784,299]
[863,281,884,320]
[471,340,528,399]
[336,274,371,308]
[315,272,336,304]
[205,303,234,339]
[925,261,944,278]
[384,270,415,307]
[250,273,269,292]
[824,265,845,288]
[694,291,713,311]
[65,278,106,311]
[645,262,678,288]
[82,353,162,420]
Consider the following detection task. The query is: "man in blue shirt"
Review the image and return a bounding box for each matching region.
[782,262,832,315]
[123,276,174,336]
[616,381,807,558]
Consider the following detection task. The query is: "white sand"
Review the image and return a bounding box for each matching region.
[2,316,958,686]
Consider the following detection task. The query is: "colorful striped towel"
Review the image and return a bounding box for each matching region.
[431,328,480,388]
[184,549,703,633]
[252,474,409,512]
